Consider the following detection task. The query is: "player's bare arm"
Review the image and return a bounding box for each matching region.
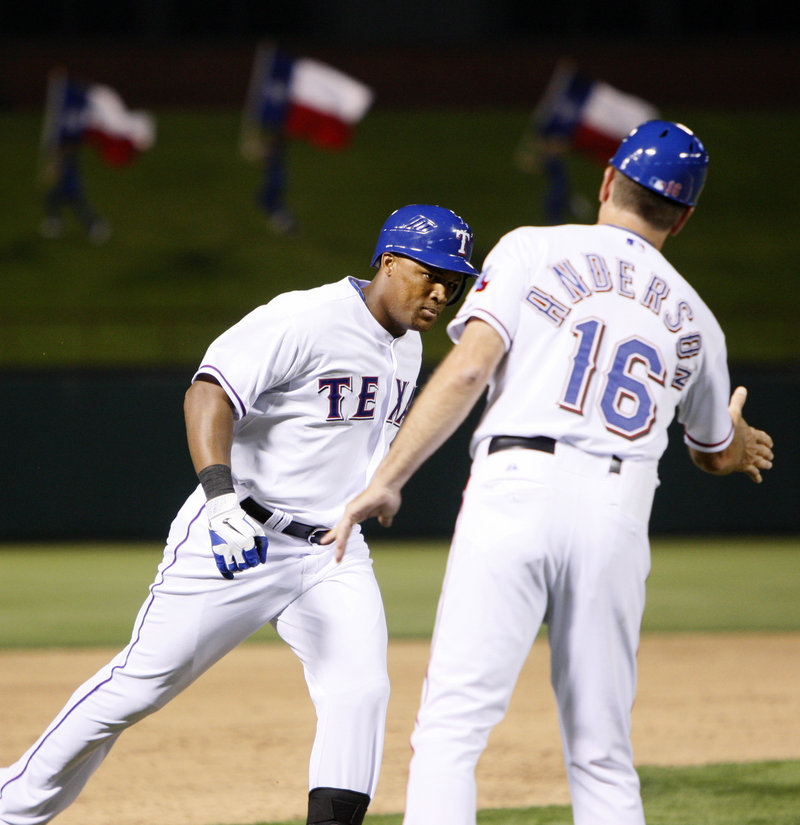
[689,386,774,483]
[184,377,236,471]
[324,318,506,561]
[184,376,267,578]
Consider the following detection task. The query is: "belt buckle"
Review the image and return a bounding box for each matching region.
[307,527,328,545]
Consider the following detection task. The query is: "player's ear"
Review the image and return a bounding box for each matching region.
[381,251,396,275]
[670,206,694,237]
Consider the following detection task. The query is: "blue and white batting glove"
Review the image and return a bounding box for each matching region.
[206,493,268,580]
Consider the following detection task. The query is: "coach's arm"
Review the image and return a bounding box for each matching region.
[689,386,773,483]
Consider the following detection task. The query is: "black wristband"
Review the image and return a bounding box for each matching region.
[198,464,235,499]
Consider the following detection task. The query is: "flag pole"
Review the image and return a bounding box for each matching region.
[240,40,276,162]
[38,66,68,187]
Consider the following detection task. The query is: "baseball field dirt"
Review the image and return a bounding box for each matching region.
[1,633,798,825]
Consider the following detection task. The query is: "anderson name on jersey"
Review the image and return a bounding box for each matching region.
[194,277,421,526]
[448,224,734,463]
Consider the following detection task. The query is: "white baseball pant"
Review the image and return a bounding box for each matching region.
[0,487,389,825]
[403,441,658,825]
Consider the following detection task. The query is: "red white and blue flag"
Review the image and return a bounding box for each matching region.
[534,61,659,165]
[242,44,374,152]
[41,69,156,166]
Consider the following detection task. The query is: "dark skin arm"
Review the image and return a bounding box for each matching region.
[185,377,267,578]
[184,377,236,474]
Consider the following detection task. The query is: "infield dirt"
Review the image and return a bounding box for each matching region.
[1,633,798,825]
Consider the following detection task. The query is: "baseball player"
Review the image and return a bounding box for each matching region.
[0,204,477,825]
[326,122,774,825]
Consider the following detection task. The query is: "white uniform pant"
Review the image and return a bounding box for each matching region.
[0,487,390,825]
[403,442,658,825]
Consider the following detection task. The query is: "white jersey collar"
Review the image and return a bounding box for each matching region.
[605,223,658,251]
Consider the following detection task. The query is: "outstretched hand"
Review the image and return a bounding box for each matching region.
[321,483,402,562]
[729,386,774,483]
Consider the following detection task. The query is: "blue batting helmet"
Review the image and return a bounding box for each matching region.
[372,204,477,304]
[609,120,709,206]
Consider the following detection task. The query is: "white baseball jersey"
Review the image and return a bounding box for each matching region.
[448,223,734,462]
[195,276,422,526]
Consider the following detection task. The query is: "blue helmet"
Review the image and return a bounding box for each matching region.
[609,120,709,206]
[371,204,477,304]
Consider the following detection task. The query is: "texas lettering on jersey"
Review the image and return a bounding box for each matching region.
[318,376,415,426]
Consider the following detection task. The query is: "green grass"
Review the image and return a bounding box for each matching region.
[0,542,163,647]
[644,536,800,632]
[0,536,797,648]
[230,761,800,825]
[1,108,799,367]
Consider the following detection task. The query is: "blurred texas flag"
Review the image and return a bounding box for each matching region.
[41,68,156,166]
[533,60,659,165]
[241,42,374,154]
[514,60,660,224]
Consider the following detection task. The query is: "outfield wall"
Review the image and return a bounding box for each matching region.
[2,37,798,110]
[1,365,796,541]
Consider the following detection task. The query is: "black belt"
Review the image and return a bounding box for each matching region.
[488,435,622,474]
[240,497,328,544]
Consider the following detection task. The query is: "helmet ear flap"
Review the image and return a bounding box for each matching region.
[446,274,468,306]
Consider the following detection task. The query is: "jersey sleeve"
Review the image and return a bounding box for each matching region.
[447,228,534,350]
[677,326,735,453]
[193,301,305,420]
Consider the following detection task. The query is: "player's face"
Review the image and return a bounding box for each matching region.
[383,255,463,334]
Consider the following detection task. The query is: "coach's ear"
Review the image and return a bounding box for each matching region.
[598,166,615,203]
[670,206,695,237]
